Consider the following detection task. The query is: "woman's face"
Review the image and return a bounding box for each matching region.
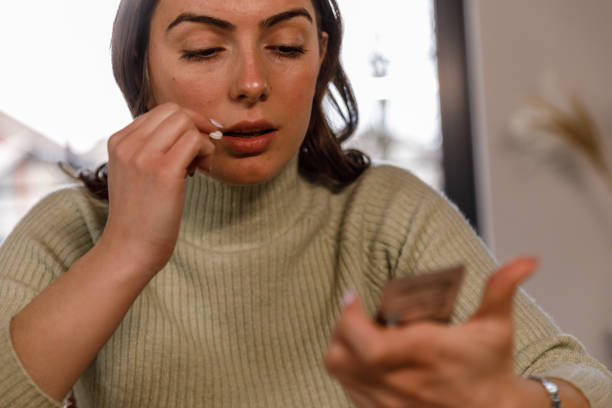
[147,0,327,185]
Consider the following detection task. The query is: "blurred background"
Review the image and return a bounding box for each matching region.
[0,0,611,368]
[465,0,612,370]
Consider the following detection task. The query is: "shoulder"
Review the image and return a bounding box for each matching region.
[30,185,108,224]
[330,163,455,252]
[0,185,108,282]
[336,163,481,261]
[357,163,429,190]
[345,163,453,222]
[353,164,481,247]
[6,185,108,250]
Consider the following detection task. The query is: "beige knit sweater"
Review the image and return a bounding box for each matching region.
[1,158,611,407]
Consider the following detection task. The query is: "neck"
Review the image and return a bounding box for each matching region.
[179,155,308,249]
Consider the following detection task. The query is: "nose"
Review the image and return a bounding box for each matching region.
[229,50,270,105]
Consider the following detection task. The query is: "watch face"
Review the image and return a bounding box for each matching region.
[544,381,558,393]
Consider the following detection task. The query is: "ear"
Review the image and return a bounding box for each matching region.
[318,31,329,66]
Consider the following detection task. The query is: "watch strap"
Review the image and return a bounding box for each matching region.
[528,376,562,408]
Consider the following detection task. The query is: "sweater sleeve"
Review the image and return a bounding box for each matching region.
[0,188,101,408]
[392,184,612,407]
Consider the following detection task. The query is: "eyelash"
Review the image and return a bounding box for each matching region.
[180,46,307,61]
[181,47,224,61]
[268,45,307,58]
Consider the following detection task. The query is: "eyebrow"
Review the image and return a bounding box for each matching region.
[166,7,313,33]
[260,8,313,28]
[167,14,235,32]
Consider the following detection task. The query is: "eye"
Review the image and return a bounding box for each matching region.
[267,45,307,58]
[181,47,225,61]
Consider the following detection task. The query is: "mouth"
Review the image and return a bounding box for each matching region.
[223,128,277,138]
[223,120,278,138]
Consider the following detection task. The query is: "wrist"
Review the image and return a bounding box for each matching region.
[99,216,177,275]
[501,376,554,408]
[528,376,562,407]
[93,232,163,282]
[509,375,572,408]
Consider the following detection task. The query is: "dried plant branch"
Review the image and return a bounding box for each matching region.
[524,94,612,192]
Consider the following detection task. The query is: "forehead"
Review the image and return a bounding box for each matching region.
[154,0,318,26]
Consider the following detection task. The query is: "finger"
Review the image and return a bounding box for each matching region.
[379,322,446,368]
[106,112,150,153]
[124,103,185,143]
[345,388,378,408]
[108,104,184,162]
[146,110,201,153]
[343,376,422,408]
[335,293,441,369]
[165,129,215,176]
[325,338,376,383]
[330,347,427,408]
[116,112,149,137]
[182,107,220,134]
[148,106,221,153]
[324,338,350,376]
[334,294,384,364]
[473,257,537,321]
[383,369,430,405]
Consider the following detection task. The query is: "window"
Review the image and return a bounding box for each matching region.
[337,0,443,190]
[337,0,478,230]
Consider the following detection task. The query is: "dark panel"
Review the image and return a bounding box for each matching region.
[433,0,479,232]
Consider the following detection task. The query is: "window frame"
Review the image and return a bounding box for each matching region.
[433,0,479,232]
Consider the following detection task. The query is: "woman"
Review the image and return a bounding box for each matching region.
[0,0,610,406]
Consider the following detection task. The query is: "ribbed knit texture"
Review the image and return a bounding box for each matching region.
[1,157,611,407]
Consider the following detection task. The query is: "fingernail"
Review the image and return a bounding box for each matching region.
[342,291,357,307]
[210,130,223,140]
[210,118,223,128]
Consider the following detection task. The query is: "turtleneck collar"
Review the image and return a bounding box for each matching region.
[179,154,310,250]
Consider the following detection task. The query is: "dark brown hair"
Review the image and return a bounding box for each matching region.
[78,0,369,200]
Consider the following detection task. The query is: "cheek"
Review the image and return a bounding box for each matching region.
[278,66,319,115]
[153,64,226,111]
[171,74,225,110]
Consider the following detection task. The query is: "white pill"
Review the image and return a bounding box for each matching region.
[209,118,223,128]
[210,130,223,140]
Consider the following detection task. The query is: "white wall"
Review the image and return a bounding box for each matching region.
[465,0,612,368]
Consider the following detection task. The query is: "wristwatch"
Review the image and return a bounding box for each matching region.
[528,376,562,408]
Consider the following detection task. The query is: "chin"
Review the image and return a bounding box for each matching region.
[202,157,284,186]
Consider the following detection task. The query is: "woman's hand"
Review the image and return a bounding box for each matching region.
[324,258,537,408]
[99,102,217,276]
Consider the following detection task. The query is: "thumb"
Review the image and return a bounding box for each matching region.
[473,257,538,321]
[335,291,380,359]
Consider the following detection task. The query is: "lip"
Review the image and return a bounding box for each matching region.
[223,120,277,134]
[220,120,278,156]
